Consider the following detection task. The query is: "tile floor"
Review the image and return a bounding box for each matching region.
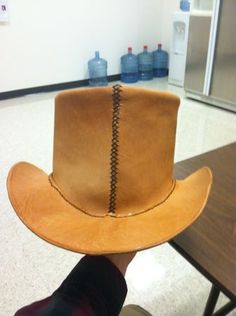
[0,78,235,315]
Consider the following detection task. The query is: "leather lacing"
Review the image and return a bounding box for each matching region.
[108,84,122,214]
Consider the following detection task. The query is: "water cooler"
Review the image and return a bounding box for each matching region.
[168,12,190,87]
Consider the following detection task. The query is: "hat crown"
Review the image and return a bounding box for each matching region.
[51,85,180,217]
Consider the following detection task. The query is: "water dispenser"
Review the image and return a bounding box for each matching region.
[168,12,190,87]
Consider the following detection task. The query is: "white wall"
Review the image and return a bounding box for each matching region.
[0,0,178,93]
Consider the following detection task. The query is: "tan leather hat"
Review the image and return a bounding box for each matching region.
[7,85,212,254]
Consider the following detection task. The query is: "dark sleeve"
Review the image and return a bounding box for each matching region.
[14,255,127,316]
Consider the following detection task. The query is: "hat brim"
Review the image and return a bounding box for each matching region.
[7,162,212,254]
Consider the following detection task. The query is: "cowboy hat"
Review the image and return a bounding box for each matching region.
[7,85,212,254]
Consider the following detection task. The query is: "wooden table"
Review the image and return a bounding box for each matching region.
[170,143,236,316]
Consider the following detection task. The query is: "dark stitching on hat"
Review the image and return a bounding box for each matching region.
[109,179,177,218]
[108,84,122,214]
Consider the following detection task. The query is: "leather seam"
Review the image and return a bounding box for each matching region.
[108,84,122,215]
[48,174,176,218]
[108,179,177,218]
[48,174,106,218]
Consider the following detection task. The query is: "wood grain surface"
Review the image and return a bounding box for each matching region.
[171,143,236,301]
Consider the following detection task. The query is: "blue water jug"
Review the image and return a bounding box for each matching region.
[121,47,138,83]
[138,45,153,80]
[153,44,168,77]
[88,51,108,86]
[180,0,190,11]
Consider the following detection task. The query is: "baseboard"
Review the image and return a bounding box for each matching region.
[0,74,121,101]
